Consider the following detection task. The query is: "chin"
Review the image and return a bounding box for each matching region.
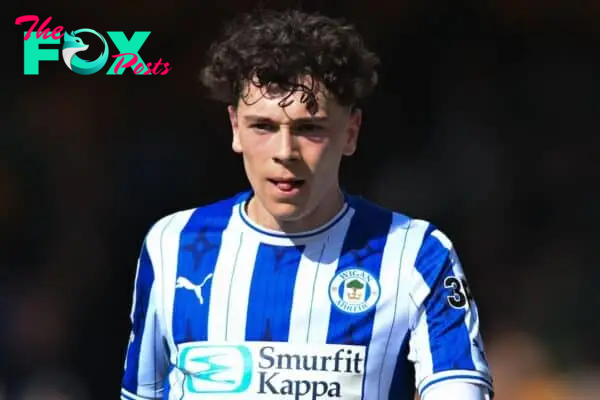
[267,201,308,222]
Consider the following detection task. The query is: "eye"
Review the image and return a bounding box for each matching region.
[250,123,277,132]
[293,123,324,134]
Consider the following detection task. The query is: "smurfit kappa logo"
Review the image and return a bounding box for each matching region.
[177,341,366,399]
[15,15,172,75]
[178,344,253,394]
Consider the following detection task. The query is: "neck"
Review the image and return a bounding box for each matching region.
[246,186,345,234]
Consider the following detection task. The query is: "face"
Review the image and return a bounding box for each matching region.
[228,79,361,227]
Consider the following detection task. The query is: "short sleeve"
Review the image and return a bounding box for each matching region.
[408,227,493,398]
[421,381,492,400]
[121,238,169,400]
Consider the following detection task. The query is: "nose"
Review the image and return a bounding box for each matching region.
[272,127,298,163]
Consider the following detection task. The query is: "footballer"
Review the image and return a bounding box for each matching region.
[121,9,493,400]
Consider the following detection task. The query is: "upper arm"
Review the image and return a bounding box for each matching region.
[121,235,169,400]
[408,226,493,399]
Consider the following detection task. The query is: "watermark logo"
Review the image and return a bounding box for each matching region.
[16,15,171,75]
[62,29,108,75]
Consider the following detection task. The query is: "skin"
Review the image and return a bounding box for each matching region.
[227,79,362,233]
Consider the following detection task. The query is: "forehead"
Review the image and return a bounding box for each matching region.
[236,79,345,121]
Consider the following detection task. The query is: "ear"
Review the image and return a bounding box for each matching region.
[228,105,242,153]
[342,108,362,156]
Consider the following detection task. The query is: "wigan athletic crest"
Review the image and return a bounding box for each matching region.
[329,268,381,314]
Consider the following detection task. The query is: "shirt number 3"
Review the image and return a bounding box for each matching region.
[443,276,473,309]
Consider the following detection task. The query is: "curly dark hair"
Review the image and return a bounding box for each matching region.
[199,9,379,113]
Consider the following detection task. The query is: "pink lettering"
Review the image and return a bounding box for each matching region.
[160,62,172,75]
[133,62,146,75]
[51,26,64,40]
[15,15,64,41]
[112,53,139,74]
[151,59,165,75]
[148,59,172,75]
[36,17,52,39]
[143,62,152,75]
[113,54,171,75]
[15,15,39,41]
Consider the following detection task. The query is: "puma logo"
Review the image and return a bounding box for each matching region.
[175,274,213,305]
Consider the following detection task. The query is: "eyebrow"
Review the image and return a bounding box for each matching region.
[243,115,329,124]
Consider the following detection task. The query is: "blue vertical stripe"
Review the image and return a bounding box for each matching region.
[387,333,415,399]
[245,243,304,341]
[122,241,155,391]
[326,197,393,345]
[414,229,475,372]
[172,196,237,344]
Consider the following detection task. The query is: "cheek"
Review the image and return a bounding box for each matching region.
[242,154,263,187]
[300,139,340,172]
[239,134,270,174]
[242,150,261,173]
[239,129,271,151]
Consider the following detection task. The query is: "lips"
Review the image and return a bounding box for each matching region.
[268,178,305,192]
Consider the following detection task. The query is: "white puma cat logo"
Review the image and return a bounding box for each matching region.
[175,274,213,304]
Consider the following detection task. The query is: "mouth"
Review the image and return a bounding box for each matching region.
[268,178,306,193]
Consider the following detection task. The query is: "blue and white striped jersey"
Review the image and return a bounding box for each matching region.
[121,191,493,400]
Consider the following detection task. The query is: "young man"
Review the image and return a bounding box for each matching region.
[121,10,493,400]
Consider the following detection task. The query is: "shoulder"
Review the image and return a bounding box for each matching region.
[348,195,459,293]
[144,191,249,248]
[347,194,453,248]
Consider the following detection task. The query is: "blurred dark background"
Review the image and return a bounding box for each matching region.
[2,0,599,399]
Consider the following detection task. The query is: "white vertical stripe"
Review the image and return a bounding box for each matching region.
[150,210,196,362]
[136,286,162,398]
[306,209,355,343]
[225,232,261,341]
[167,371,175,400]
[362,213,408,398]
[370,218,430,398]
[128,258,142,326]
[167,368,183,400]
[358,215,403,397]
[123,254,142,374]
[207,210,243,341]
[287,209,354,343]
[141,212,180,330]
[287,240,326,343]
[409,306,432,392]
